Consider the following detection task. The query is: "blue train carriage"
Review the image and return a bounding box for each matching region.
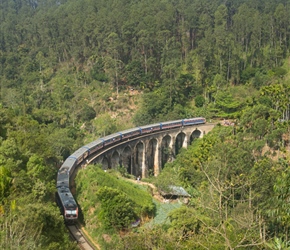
[139,122,162,134]
[102,132,122,147]
[182,117,206,126]
[160,119,183,129]
[71,146,90,167]
[56,166,70,188]
[57,156,78,188]
[56,186,78,223]
[84,138,105,155]
[59,156,78,180]
[118,127,142,140]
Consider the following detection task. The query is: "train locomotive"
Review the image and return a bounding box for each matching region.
[56,117,206,222]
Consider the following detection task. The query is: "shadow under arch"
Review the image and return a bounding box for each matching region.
[121,145,132,174]
[175,131,186,155]
[147,138,158,177]
[134,141,144,177]
[161,134,172,169]
[190,129,202,144]
[111,150,120,169]
[101,156,109,170]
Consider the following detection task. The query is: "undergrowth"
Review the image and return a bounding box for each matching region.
[75,164,155,248]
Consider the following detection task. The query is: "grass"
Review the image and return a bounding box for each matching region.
[144,200,182,227]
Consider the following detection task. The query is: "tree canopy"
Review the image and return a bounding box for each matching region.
[0,0,290,248]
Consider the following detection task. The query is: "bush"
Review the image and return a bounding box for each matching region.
[79,105,96,122]
[96,187,138,229]
[194,95,205,108]
[76,165,155,228]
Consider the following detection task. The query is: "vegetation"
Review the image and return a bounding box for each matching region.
[0,0,290,248]
[1,0,290,124]
[111,112,289,249]
[75,166,154,247]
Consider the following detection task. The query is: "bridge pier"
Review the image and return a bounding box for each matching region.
[154,147,160,176]
[141,144,146,178]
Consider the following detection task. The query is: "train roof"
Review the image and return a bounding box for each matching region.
[183,117,206,123]
[118,127,141,134]
[139,122,162,129]
[56,157,76,187]
[102,132,122,141]
[160,119,183,126]
[184,117,206,121]
[71,147,89,159]
[57,166,70,187]
[62,156,77,168]
[58,186,78,209]
[83,138,104,148]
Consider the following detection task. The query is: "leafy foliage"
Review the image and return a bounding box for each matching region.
[96,186,138,230]
[0,0,290,248]
[0,203,77,250]
[76,165,154,225]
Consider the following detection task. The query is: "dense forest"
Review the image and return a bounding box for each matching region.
[0,0,290,249]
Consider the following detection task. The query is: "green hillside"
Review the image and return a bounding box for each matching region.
[0,0,289,248]
[75,166,154,248]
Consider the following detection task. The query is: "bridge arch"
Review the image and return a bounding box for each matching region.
[190,129,202,144]
[101,156,109,170]
[111,150,120,169]
[175,131,186,155]
[161,134,173,168]
[121,145,132,174]
[146,138,159,177]
[134,141,144,177]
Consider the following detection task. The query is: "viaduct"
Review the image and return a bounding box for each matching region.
[86,123,215,178]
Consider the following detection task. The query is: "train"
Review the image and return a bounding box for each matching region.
[56,117,206,222]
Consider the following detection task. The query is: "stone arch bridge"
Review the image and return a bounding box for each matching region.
[88,123,215,178]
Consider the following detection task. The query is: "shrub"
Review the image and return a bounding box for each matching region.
[96,187,137,229]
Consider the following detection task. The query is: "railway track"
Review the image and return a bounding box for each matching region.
[67,224,96,250]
